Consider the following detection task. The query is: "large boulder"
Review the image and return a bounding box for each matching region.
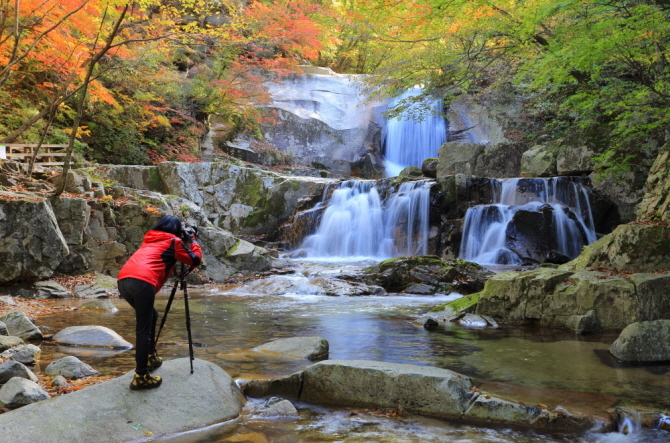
[252,336,329,360]
[556,145,596,176]
[609,320,670,362]
[474,268,670,332]
[0,312,42,341]
[0,194,69,283]
[437,143,485,177]
[520,143,558,177]
[0,358,245,442]
[0,377,49,408]
[50,196,92,274]
[561,223,670,273]
[45,356,100,379]
[53,326,132,349]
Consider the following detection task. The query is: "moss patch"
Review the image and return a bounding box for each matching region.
[430,292,481,312]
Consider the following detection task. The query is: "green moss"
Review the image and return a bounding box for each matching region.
[225,239,241,257]
[319,171,327,178]
[148,167,163,192]
[430,292,481,313]
[311,162,330,170]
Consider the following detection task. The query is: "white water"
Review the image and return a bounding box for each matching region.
[297,180,432,259]
[383,89,447,177]
[460,177,598,265]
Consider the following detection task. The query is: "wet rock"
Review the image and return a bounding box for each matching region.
[0,194,69,283]
[0,361,39,384]
[45,356,100,379]
[0,336,24,352]
[364,255,493,295]
[423,317,440,330]
[455,313,490,328]
[398,166,423,177]
[242,372,303,399]
[80,300,118,312]
[74,274,119,299]
[0,321,7,336]
[0,358,245,442]
[53,326,132,349]
[260,398,299,417]
[609,320,670,362]
[421,158,438,178]
[0,377,49,408]
[403,283,436,294]
[464,394,542,425]
[565,310,599,334]
[50,375,68,388]
[0,311,42,341]
[2,344,41,365]
[300,360,475,417]
[505,206,557,264]
[310,277,386,296]
[252,336,328,360]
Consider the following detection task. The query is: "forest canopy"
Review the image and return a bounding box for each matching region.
[1,0,668,171]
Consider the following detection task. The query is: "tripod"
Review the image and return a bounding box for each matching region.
[155,264,196,374]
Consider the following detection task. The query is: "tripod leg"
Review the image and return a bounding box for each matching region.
[182,281,195,374]
[155,278,180,348]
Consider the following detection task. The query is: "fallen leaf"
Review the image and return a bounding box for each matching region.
[538,404,548,409]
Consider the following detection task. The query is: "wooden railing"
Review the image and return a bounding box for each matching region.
[0,144,68,166]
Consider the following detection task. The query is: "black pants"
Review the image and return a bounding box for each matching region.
[118,277,158,375]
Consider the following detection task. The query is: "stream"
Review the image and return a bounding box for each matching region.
[36,261,670,442]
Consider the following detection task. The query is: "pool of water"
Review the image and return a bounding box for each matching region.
[34,262,670,442]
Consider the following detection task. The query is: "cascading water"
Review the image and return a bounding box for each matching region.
[296,180,432,259]
[459,177,598,265]
[383,89,448,177]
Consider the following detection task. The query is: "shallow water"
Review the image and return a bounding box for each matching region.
[34,262,670,442]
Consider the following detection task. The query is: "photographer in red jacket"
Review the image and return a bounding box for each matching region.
[117,215,202,390]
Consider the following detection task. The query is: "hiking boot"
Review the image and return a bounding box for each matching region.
[148,353,163,371]
[129,373,162,391]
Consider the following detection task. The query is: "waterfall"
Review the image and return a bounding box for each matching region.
[296,180,432,259]
[383,89,447,177]
[459,177,598,266]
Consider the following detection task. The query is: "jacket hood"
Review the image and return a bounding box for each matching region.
[143,230,178,243]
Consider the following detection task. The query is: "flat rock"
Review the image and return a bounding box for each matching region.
[0,311,42,341]
[260,398,299,417]
[45,356,100,380]
[252,336,328,360]
[53,326,131,349]
[0,358,245,442]
[0,377,50,408]
[610,320,670,362]
[0,361,39,384]
[80,300,118,312]
[1,344,41,365]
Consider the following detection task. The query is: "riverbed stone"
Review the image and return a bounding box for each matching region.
[1,344,41,365]
[0,358,245,442]
[80,300,118,312]
[0,377,49,408]
[300,360,475,417]
[260,398,299,417]
[0,336,23,352]
[0,296,17,307]
[0,321,7,336]
[464,394,542,425]
[53,325,132,349]
[0,311,42,341]
[252,336,328,360]
[0,361,38,384]
[45,356,100,379]
[609,320,670,362]
[50,375,68,387]
[242,371,303,399]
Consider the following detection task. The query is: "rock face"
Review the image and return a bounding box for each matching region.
[53,326,132,349]
[0,358,245,442]
[0,194,69,282]
[230,68,388,178]
[243,360,613,432]
[637,141,670,224]
[363,256,493,295]
[609,320,670,362]
[0,377,49,408]
[252,336,329,360]
[474,268,670,332]
[0,312,42,341]
[45,356,100,379]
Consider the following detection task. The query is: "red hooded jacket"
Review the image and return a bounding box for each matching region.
[118,230,203,293]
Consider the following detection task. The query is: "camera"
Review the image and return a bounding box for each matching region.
[181,225,198,242]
